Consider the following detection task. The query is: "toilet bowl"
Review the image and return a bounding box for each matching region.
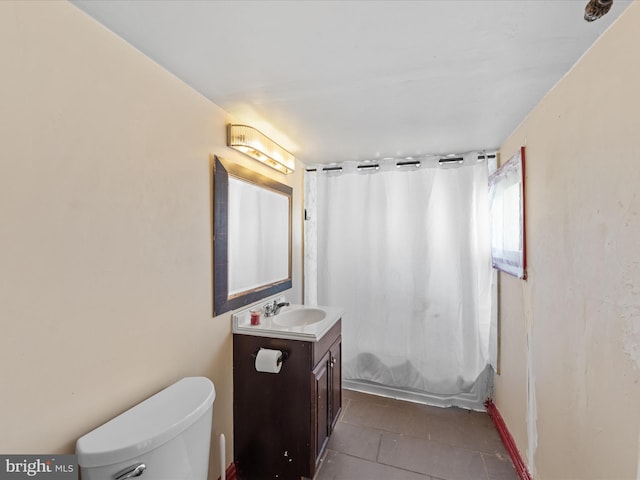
[76,377,215,480]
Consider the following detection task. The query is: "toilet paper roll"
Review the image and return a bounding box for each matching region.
[255,349,283,374]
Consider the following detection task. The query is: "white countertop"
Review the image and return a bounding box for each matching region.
[232,302,343,342]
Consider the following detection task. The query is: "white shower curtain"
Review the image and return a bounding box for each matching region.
[308,154,493,409]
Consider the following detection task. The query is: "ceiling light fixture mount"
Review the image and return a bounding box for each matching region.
[227,124,295,174]
[584,0,613,22]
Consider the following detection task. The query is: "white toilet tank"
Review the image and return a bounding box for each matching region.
[76,377,215,480]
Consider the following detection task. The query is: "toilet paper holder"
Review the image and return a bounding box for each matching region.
[252,349,289,366]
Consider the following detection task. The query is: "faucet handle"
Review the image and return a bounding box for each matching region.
[263,301,276,316]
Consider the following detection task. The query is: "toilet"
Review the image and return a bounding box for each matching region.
[76,377,215,480]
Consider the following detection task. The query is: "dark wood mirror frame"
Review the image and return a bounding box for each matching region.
[213,156,292,316]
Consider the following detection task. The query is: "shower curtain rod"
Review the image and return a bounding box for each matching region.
[305,152,496,173]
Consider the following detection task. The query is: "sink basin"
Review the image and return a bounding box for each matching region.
[274,308,326,327]
[233,302,343,341]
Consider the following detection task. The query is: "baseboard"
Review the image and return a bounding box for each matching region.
[218,463,237,480]
[485,398,532,480]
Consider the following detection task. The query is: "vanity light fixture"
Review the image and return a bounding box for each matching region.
[227,124,295,174]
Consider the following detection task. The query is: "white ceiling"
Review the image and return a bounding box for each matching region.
[71,0,630,166]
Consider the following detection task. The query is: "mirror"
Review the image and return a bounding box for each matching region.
[213,156,292,316]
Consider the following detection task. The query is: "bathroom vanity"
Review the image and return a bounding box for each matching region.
[232,302,343,480]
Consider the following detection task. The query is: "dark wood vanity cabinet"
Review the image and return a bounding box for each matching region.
[233,320,342,480]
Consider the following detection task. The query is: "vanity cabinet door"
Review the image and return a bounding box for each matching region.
[312,350,330,460]
[329,338,342,430]
[311,336,342,470]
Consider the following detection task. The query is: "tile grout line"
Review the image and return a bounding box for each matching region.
[326,448,433,479]
[340,416,505,458]
[480,451,491,480]
[375,426,383,464]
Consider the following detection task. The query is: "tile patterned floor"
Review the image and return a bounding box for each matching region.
[314,389,518,480]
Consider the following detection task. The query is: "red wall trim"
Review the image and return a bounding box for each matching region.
[217,463,237,480]
[485,399,533,480]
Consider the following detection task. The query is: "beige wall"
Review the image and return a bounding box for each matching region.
[495,3,640,479]
[0,2,304,478]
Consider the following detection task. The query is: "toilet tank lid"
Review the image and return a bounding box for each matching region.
[76,377,215,468]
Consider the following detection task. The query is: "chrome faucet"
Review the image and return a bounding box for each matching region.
[263,300,290,317]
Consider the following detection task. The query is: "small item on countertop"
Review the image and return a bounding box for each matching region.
[250,309,261,325]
